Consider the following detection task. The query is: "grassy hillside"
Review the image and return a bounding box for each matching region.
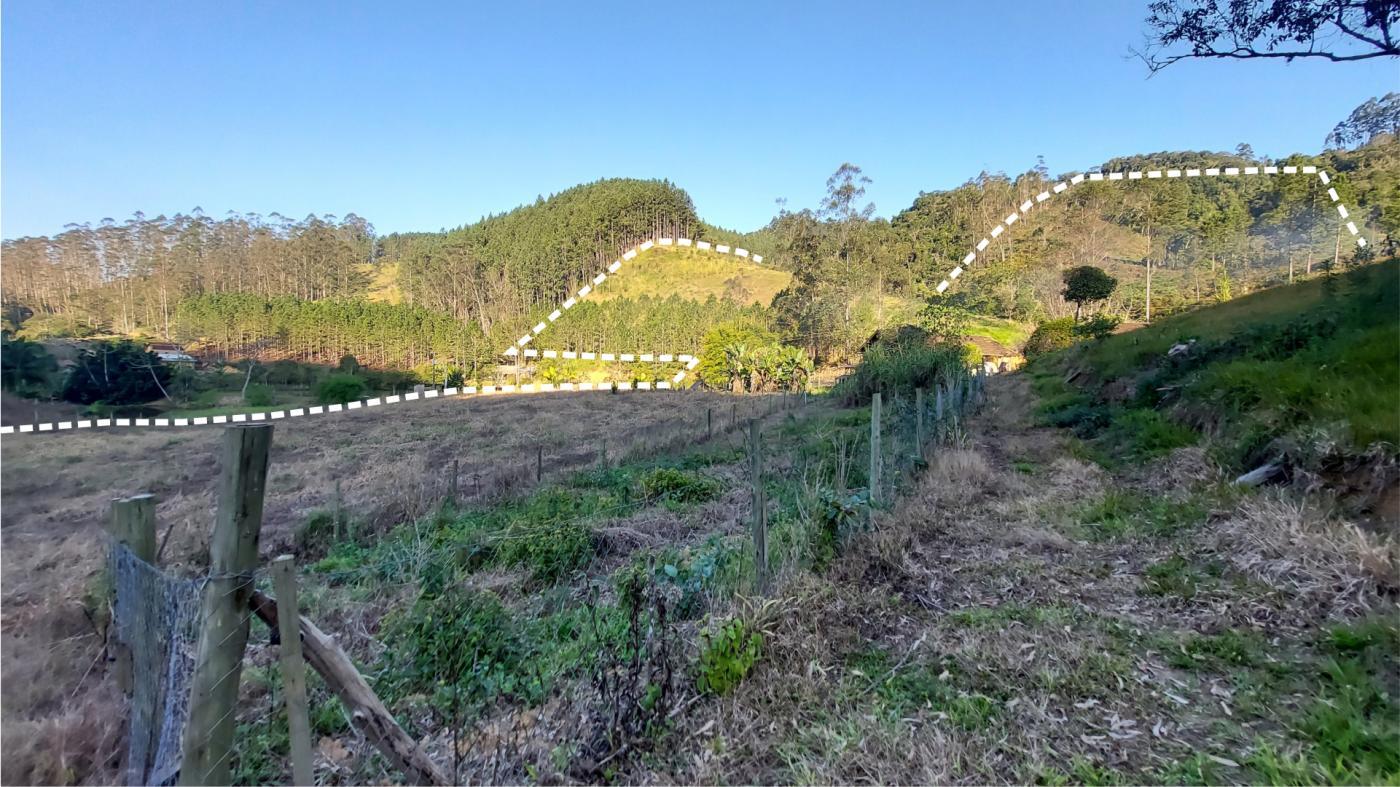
[1029,258,1399,492]
[589,247,792,306]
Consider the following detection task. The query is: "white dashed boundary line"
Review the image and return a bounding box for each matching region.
[500,238,755,388]
[930,165,1366,295]
[0,379,704,435]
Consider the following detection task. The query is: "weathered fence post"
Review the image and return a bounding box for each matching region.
[707,408,713,440]
[109,494,157,693]
[869,393,883,506]
[731,402,738,431]
[916,387,926,458]
[536,446,543,482]
[271,555,313,787]
[109,493,159,785]
[748,420,768,593]
[179,424,273,786]
[450,459,459,503]
[935,384,945,443]
[332,478,344,540]
[600,438,608,468]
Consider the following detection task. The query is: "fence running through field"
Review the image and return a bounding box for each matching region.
[101,368,984,785]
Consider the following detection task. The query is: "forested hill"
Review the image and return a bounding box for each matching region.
[376,178,724,333]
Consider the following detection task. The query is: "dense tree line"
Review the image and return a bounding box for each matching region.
[175,293,496,373]
[2,212,374,337]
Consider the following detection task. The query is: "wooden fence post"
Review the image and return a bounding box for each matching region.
[179,424,273,786]
[537,446,543,482]
[450,459,459,503]
[748,420,768,593]
[731,402,737,431]
[707,408,713,440]
[332,478,343,541]
[935,384,945,442]
[869,393,883,506]
[109,493,157,783]
[916,387,926,458]
[271,556,313,787]
[600,438,608,468]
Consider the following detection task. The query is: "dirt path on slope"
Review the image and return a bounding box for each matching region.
[668,373,1394,785]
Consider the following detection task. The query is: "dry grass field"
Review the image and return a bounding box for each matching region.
[0,388,774,784]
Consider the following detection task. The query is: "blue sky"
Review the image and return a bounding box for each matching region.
[3,0,1395,239]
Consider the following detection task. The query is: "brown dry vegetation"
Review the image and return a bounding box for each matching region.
[0,389,774,786]
[658,375,1397,785]
[4,373,1395,785]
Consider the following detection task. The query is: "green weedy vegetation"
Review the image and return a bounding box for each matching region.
[1030,258,1400,474]
[830,326,968,405]
[696,618,764,695]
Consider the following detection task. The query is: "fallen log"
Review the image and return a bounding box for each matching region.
[249,590,449,786]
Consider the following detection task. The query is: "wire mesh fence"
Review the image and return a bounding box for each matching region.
[108,541,206,786]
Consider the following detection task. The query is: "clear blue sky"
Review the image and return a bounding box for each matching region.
[3,0,1395,240]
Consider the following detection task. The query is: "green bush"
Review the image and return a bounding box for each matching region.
[697,618,763,694]
[382,586,530,709]
[641,467,720,504]
[1024,318,1076,359]
[315,373,367,404]
[243,383,276,406]
[496,518,594,582]
[1073,314,1121,341]
[831,330,966,405]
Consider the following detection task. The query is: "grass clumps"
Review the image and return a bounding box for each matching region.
[1074,490,1207,540]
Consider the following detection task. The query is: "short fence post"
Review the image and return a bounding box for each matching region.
[271,556,314,787]
[332,479,344,540]
[731,402,737,431]
[748,420,768,593]
[179,424,274,787]
[600,438,608,468]
[869,393,883,506]
[108,494,157,694]
[450,459,459,503]
[109,493,159,785]
[536,446,543,482]
[916,387,926,459]
[707,408,713,440]
[935,384,945,443]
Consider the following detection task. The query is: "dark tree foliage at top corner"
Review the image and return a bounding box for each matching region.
[1327,92,1400,149]
[1136,0,1400,72]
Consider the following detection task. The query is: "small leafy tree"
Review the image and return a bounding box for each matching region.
[62,340,171,405]
[1062,266,1118,322]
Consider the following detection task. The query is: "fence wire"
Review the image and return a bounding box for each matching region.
[109,541,205,786]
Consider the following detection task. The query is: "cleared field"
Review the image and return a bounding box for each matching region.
[0,388,781,783]
[588,247,793,306]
